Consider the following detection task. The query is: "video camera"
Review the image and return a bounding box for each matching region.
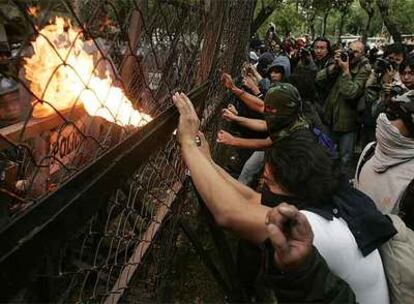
[374,57,398,74]
[339,49,354,62]
[297,47,312,64]
[299,47,312,60]
[390,85,406,97]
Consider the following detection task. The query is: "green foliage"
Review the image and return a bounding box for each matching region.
[254,0,414,40]
[256,1,305,37]
[389,0,414,33]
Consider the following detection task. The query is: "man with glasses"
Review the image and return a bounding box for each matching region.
[316,40,371,177]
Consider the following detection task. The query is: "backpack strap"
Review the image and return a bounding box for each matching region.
[356,142,377,182]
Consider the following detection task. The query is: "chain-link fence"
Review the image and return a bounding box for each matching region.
[0,0,255,302]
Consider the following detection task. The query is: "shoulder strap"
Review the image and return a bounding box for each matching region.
[356,142,376,181]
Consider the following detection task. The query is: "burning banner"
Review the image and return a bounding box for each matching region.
[24,17,151,127]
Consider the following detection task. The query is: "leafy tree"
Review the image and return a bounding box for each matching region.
[377,0,402,43]
[359,0,375,43]
[332,0,353,42]
[251,0,283,34]
[296,0,333,38]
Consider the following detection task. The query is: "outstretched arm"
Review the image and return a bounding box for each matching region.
[217,130,272,150]
[222,108,267,132]
[197,131,261,205]
[221,72,265,113]
[173,92,269,243]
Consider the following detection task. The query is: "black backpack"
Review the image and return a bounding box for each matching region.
[356,142,414,230]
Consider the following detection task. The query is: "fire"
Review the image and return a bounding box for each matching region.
[24,17,151,127]
[27,6,39,18]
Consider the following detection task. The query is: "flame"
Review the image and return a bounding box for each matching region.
[27,6,39,18]
[24,17,151,127]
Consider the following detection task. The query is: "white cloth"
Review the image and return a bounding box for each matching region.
[371,113,414,173]
[301,210,390,304]
[356,113,414,213]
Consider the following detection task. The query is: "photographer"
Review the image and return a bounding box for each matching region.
[384,43,406,77]
[291,38,317,74]
[316,40,371,176]
[359,48,410,146]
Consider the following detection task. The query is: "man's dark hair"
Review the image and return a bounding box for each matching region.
[399,54,414,72]
[312,37,331,48]
[288,70,317,102]
[265,133,341,207]
[384,43,407,58]
[268,65,285,75]
[312,37,332,56]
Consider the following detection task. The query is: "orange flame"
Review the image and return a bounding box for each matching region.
[27,6,39,18]
[24,17,151,127]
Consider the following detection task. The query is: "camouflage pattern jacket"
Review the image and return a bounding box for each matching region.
[317,58,371,132]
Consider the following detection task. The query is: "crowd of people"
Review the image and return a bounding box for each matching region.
[172,33,414,304]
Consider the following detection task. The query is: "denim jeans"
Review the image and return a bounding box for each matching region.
[238,151,265,185]
[330,131,356,173]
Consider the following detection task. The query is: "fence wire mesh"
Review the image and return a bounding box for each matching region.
[0,0,255,302]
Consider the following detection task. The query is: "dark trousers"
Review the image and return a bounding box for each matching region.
[330,130,356,177]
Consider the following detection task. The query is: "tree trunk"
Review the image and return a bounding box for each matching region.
[337,11,347,44]
[195,0,227,85]
[221,0,256,77]
[361,12,373,44]
[250,4,277,34]
[308,15,316,40]
[322,10,329,37]
[382,15,402,43]
[377,0,402,43]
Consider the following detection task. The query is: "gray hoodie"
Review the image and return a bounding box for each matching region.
[268,55,291,79]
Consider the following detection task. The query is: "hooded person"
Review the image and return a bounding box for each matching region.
[267,55,291,82]
[257,55,292,100]
[355,99,414,304]
[236,83,309,186]
[263,82,308,142]
[263,82,337,157]
[355,99,414,214]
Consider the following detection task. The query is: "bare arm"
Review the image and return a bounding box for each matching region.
[173,92,269,244]
[220,72,264,112]
[212,161,261,205]
[234,117,267,132]
[197,131,261,204]
[222,109,267,132]
[217,130,272,150]
[182,142,269,243]
[231,86,265,113]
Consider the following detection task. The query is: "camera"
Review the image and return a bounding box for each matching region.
[340,50,354,62]
[299,47,312,59]
[374,58,397,74]
[390,85,406,97]
[298,47,312,64]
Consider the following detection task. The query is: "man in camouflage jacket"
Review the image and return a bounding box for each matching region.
[316,41,371,174]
